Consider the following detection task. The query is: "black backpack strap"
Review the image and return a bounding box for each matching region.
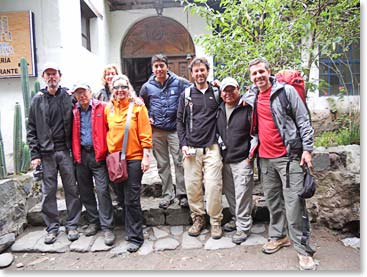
[212,86,220,104]
[277,89,293,189]
[182,86,191,123]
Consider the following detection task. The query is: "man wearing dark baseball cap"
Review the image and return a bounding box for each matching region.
[27,62,82,244]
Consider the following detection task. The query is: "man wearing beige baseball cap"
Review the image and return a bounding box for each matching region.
[71,82,115,246]
[27,62,82,244]
[217,76,256,244]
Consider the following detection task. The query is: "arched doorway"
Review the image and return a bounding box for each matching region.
[121,16,195,94]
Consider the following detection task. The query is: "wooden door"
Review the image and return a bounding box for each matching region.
[121,16,195,91]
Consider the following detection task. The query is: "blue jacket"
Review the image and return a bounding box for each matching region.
[140,71,190,131]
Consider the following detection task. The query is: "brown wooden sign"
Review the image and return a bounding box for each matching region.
[0,11,36,78]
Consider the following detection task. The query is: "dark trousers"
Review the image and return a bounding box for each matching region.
[115,160,144,246]
[41,150,82,233]
[75,149,114,230]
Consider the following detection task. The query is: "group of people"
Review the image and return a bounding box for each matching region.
[27,62,151,252]
[26,54,316,270]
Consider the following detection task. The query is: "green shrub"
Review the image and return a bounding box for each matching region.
[315,123,360,147]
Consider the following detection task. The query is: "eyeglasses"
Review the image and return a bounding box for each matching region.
[113,85,129,90]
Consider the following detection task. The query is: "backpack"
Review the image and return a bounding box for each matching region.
[275,69,311,120]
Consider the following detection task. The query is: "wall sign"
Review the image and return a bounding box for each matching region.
[0,11,36,78]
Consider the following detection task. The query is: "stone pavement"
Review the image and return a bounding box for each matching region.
[10,223,268,256]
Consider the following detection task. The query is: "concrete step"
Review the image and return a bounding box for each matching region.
[27,195,269,227]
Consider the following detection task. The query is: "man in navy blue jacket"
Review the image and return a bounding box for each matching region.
[140,54,190,209]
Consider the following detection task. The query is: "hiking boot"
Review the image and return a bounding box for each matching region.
[44,231,58,244]
[127,242,141,253]
[85,224,100,236]
[188,216,206,237]
[262,236,291,254]
[178,196,189,208]
[159,198,174,209]
[232,230,248,245]
[67,229,80,242]
[104,229,115,246]
[223,218,236,232]
[298,254,316,270]
[211,224,223,239]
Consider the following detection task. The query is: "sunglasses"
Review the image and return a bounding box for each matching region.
[113,85,129,90]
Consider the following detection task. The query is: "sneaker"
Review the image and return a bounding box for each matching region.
[211,224,223,239]
[262,236,291,254]
[298,254,316,270]
[232,230,248,245]
[127,242,141,253]
[104,229,115,246]
[159,198,174,209]
[223,218,236,232]
[85,224,100,236]
[178,196,189,208]
[188,216,206,237]
[44,231,58,244]
[67,229,80,242]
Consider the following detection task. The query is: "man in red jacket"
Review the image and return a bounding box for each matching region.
[71,82,115,246]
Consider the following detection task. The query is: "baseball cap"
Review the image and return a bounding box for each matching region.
[71,82,91,93]
[42,62,60,73]
[220,77,239,91]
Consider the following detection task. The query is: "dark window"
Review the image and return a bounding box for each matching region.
[319,42,360,96]
[80,0,96,51]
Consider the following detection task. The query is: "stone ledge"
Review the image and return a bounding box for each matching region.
[27,195,269,227]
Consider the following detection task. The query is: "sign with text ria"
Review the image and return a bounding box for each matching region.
[0,11,36,78]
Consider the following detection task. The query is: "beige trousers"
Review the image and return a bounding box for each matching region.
[183,144,223,225]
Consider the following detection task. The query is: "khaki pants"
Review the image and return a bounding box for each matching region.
[183,144,223,225]
[152,128,186,200]
[222,159,254,233]
[260,156,315,256]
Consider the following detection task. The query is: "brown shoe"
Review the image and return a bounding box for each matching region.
[188,216,205,237]
[211,224,223,239]
[298,254,316,270]
[262,236,291,254]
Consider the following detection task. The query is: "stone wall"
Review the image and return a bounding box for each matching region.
[0,174,41,237]
[308,145,360,232]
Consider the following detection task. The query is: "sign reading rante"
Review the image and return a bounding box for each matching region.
[0,11,36,78]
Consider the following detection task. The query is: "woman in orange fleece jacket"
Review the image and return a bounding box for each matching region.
[105,74,152,253]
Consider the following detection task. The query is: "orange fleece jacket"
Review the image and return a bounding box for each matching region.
[105,99,152,160]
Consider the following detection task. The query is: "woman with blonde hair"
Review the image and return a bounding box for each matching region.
[94,64,119,102]
[105,74,152,252]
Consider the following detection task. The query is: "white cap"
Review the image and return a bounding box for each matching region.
[71,82,91,93]
[42,62,60,73]
[220,77,239,91]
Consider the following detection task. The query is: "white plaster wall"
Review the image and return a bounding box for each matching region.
[0,0,110,170]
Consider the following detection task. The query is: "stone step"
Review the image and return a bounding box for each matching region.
[10,223,269,254]
[27,195,269,227]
